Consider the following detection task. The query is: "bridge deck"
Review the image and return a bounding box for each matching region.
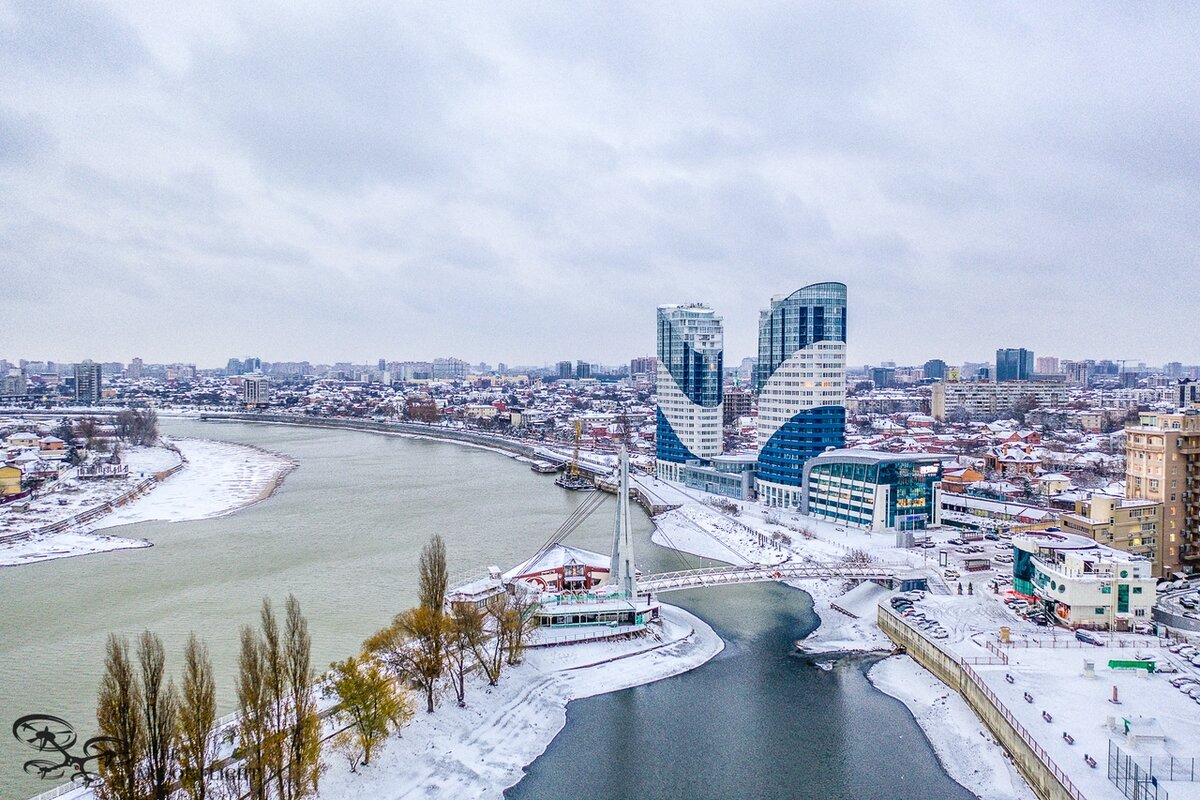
[639,562,898,594]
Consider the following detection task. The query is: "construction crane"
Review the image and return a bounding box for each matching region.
[555,420,595,490]
[569,419,582,480]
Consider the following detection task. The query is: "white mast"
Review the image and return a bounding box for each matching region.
[610,446,636,599]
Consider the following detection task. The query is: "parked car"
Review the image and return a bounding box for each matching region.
[1155,662,1178,673]
[947,538,967,546]
[1190,654,1200,667]
[1075,630,1105,646]
[984,532,1000,541]
[944,569,960,579]
[1170,677,1199,687]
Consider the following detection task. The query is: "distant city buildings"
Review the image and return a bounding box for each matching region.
[556,361,573,379]
[629,356,657,377]
[431,357,468,381]
[1036,355,1060,375]
[575,361,592,380]
[755,282,847,509]
[655,304,724,481]
[74,360,102,405]
[930,381,1072,420]
[722,386,752,426]
[923,359,947,381]
[869,366,896,389]
[996,348,1034,382]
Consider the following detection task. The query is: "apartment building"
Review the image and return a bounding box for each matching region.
[1125,410,1200,574]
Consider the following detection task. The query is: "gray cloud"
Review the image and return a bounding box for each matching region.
[1,2,1198,367]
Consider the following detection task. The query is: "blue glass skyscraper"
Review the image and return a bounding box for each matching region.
[755,282,847,508]
[655,304,724,481]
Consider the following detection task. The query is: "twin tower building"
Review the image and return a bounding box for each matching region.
[655,282,848,508]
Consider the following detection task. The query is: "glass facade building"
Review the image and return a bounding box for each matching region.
[800,450,942,530]
[656,304,724,480]
[755,283,847,508]
[995,348,1034,381]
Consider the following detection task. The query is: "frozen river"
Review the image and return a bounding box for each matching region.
[0,419,969,799]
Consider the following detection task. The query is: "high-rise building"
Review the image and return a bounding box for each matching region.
[996,348,1034,381]
[556,361,573,379]
[431,357,467,381]
[1035,356,1060,375]
[74,361,103,404]
[656,304,724,481]
[226,357,245,376]
[923,359,947,381]
[243,374,270,407]
[1,369,26,396]
[869,367,895,389]
[575,361,592,379]
[1125,410,1200,575]
[630,356,657,377]
[723,386,753,426]
[755,283,847,509]
[126,357,144,379]
[244,357,262,373]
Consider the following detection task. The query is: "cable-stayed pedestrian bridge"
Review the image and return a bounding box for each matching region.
[638,562,900,595]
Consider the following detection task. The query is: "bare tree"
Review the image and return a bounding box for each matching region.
[258,600,289,800]
[365,607,446,713]
[472,600,510,686]
[177,634,216,800]
[418,535,448,614]
[502,591,538,667]
[137,631,178,800]
[284,595,322,799]
[446,604,483,706]
[96,635,144,800]
[236,626,270,800]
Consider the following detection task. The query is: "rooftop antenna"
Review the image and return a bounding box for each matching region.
[609,445,636,599]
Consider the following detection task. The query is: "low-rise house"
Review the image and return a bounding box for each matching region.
[0,464,23,496]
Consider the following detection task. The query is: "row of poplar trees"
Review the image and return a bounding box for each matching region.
[96,595,322,800]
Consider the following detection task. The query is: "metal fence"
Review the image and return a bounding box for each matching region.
[1109,740,1169,800]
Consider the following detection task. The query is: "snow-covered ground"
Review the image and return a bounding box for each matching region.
[870,656,1037,800]
[0,437,293,567]
[95,437,293,530]
[316,603,722,800]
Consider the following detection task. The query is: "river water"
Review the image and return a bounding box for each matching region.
[0,420,970,800]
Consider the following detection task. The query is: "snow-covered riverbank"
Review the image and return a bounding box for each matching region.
[0,437,294,567]
[869,656,1037,800]
[316,603,722,800]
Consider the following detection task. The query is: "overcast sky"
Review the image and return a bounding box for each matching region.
[2,2,1197,369]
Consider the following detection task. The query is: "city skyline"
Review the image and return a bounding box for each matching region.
[4,5,1200,366]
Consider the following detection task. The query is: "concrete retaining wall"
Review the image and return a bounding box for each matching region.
[878,604,1086,800]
